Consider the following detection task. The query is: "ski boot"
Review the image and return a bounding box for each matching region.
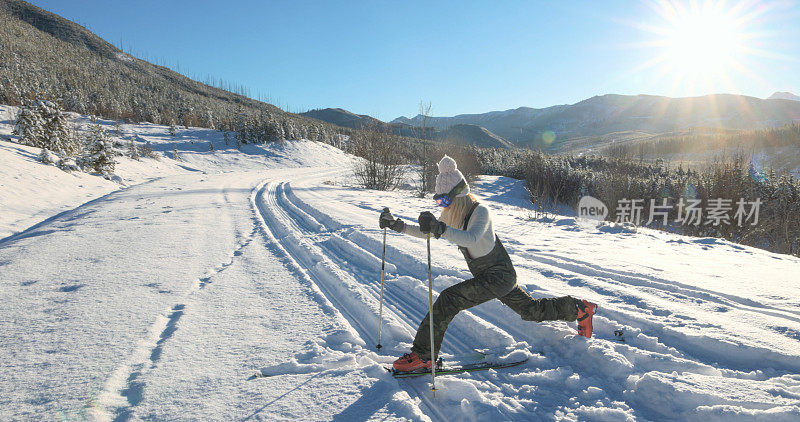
[576,299,597,338]
[393,352,432,372]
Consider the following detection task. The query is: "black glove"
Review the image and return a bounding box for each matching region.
[418,211,446,239]
[379,208,405,233]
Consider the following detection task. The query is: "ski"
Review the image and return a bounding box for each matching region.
[388,358,528,378]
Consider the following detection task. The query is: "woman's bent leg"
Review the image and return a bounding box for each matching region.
[411,277,496,360]
[500,286,579,322]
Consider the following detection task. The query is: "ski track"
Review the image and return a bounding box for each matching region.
[253,179,457,421]
[504,246,800,375]
[97,183,259,421]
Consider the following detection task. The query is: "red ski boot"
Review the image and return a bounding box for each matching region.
[393,352,432,372]
[576,299,597,338]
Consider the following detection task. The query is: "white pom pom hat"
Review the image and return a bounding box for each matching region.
[435,155,470,197]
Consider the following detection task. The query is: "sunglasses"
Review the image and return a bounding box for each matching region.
[433,180,466,207]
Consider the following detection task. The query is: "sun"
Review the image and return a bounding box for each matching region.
[663,7,744,77]
[630,0,766,96]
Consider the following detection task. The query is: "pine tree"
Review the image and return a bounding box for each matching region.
[37,148,58,165]
[12,99,45,145]
[127,140,140,160]
[13,99,79,156]
[79,122,116,174]
[38,100,79,156]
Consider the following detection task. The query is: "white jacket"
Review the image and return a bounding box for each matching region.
[403,204,496,259]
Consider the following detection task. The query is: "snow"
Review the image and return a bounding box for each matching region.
[1,105,800,420]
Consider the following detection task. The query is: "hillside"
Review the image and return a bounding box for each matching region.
[394,93,800,150]
[436,123,515,148]
[0,0,346,142]
[300,108,385,130]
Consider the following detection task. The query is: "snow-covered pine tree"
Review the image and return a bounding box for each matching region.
[14,99,80,157]
[12,99,45,146]
[37,148,58,165]
[127,140,140,160]
[79,121,116,175]
[169,121,177,137]
[39,100,79,156]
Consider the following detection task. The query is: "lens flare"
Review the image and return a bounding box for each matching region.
[542,130,556,145]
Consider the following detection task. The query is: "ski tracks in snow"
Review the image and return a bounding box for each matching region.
[96,184,259,421]
[250,179,554,420]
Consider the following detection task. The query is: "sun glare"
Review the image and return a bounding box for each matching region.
[630,0,768,96]
[664,9,743,76]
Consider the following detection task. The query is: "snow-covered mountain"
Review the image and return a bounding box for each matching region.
[2,105,800,420]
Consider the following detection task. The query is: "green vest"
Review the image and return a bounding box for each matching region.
[457,203,517,297]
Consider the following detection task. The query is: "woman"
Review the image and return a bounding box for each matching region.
[379,155,597,372]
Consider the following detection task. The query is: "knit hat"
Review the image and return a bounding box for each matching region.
[435,155,470,197]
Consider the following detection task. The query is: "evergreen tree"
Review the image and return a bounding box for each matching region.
[127,140,140,160]
[13,99,79,156]
[79,122,116,174]
[12,99,45,145]
[37,148,58,165]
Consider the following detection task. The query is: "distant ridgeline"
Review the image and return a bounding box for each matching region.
[392,94,800,152]
[0,0,355,145]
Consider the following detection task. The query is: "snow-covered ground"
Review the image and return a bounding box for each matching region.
[1,107,800,421]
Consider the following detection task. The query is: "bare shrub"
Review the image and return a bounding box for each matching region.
[350,127,406,191]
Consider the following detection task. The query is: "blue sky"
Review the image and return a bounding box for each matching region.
[29,0,800,121]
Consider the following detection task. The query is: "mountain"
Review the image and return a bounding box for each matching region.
[393,94,800,151]
[301,107,514,148]
[768,91,800,101]
[0,0,344,142]
[436,124,515,149]
[300,108,384,130]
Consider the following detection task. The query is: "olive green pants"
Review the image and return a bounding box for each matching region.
[410,277,579,360]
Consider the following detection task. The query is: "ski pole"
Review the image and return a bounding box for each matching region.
[376,224,387,350]
[427,233,437,396]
